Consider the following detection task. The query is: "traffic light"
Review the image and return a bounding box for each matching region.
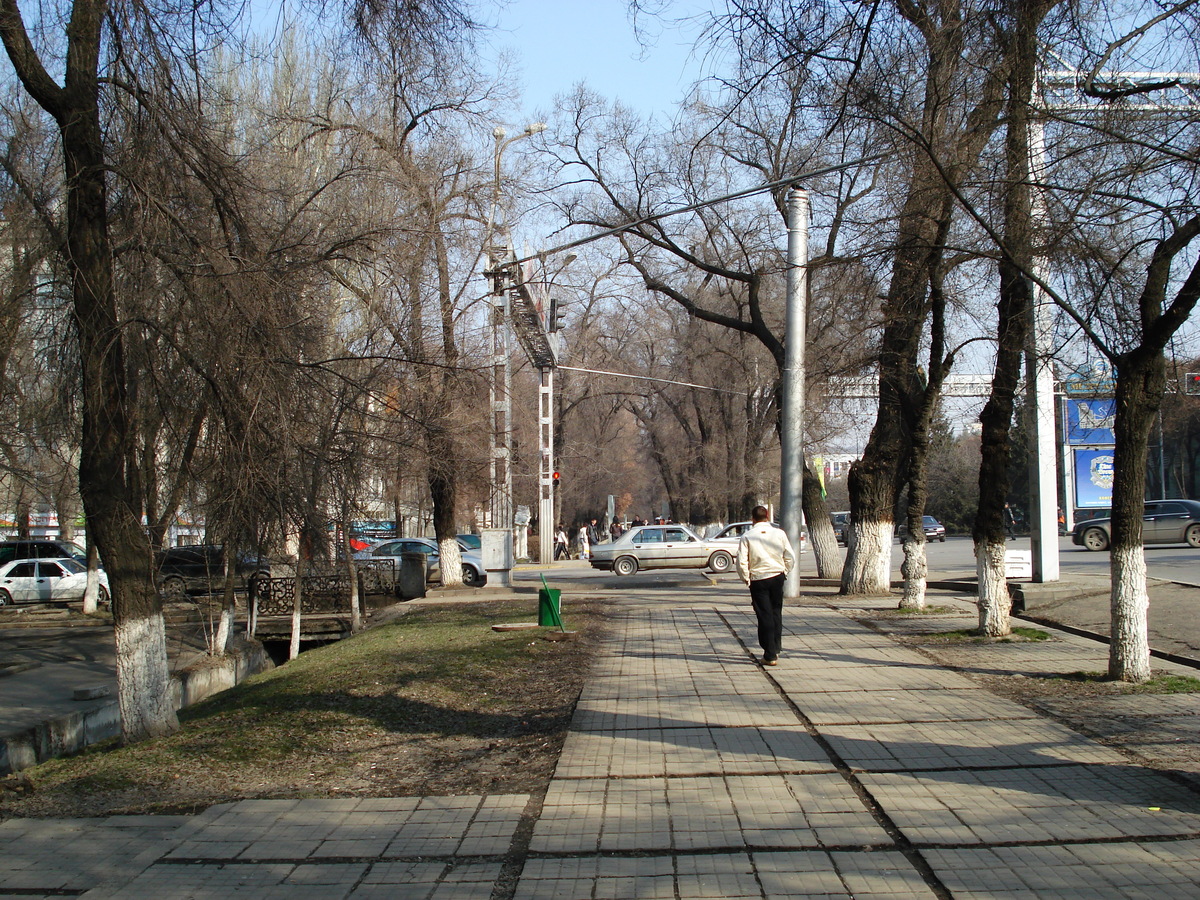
[548,298,567,333]
[1186,373,1200,395]
[552,470,560,488]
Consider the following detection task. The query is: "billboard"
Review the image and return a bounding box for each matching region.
[1066,398,1116,445]
[1073,448,1114,508]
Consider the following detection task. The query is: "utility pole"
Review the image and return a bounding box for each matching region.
[781,187,809,597]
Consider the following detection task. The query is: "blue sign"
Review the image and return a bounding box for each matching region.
[1067,399,1116,445]
[1074,448,1114,508]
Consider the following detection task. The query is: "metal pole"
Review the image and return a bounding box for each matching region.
[538,366,555,566]
[781,187,809,598]
[1027,110,1060,582]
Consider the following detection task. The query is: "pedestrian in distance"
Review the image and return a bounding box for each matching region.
[577,523,590,560]
[553,524,569,560]
[609,520,623,541]
[587,518,602,545]
[735,505,795,667]
[1004,503,1017,541]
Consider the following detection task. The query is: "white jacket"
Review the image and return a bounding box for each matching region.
[736,522,795,584]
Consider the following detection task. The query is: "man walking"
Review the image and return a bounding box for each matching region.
[735,506,795,667]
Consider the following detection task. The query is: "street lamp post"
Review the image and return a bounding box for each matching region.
[781,187,809,598]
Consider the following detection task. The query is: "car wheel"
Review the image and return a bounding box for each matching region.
[707,550,733,573]
[0,588,9,606]
[613,556,638,576]
[98,585,110,606]
[161,577,187,601]
[1187,523,1200,548]
[1082,527,1109,552]
[940,535,946,542]
[462,565,483,586]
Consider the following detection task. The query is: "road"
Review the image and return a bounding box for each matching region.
[534,535,1200,663]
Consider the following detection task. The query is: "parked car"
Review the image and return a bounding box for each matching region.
[709,521,807,553]
[357,536,486,586]
[0,557,109,606]
[155,545,278,599]
[1072,499,1200,551]
[830,512,851,545]
[897,515,946,542]
[0,539,88,567]
[589,523,734,576]
[456,533,482,551]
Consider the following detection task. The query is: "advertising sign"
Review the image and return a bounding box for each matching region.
[1066,399,1116,445]
[1073,448,1115,508]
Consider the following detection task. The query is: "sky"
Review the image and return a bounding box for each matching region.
[487,0,714,122]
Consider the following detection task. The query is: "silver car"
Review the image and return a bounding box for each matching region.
[1072,499,1200,551]
[357,537,486,586]
[589,524,734,576]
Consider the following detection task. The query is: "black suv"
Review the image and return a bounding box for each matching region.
[0,539,88,567]
[156,545,276,599]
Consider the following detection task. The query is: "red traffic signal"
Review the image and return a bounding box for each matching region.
[1187,373,1200,395]
[552,471,560,481]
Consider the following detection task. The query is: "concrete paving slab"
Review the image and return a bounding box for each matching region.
[860,764,1200,844]
[821,718,1129,770]
[555,724,834,777]
[771,663,982,693]
[924,841,1200,899]
[797,687,1038,726]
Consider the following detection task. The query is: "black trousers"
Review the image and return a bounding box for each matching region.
[749,573,785,661]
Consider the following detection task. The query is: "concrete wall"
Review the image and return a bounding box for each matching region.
[0,637,275,776]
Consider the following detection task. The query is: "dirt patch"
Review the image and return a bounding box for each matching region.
[1,599,610,820]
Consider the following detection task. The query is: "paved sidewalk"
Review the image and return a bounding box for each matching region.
[5,591,1200,898]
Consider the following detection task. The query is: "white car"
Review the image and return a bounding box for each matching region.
[356,537,486,586]
[0,557,109,606]
[709,521,808,553]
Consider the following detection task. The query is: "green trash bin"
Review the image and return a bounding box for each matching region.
[538,588,562,627]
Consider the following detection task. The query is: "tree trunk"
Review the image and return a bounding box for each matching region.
[289,552,305,661]
[973,0,1043,637]
[802,462,839,577]
[82,541,101,615]
[1107,355,1162,682]
[429,458,460,592]
[344,520,361,632]
[976,538,1010,634]
[214,569,236,655]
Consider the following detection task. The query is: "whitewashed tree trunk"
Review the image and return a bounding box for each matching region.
[289,555,304,661]
[840,520,892,594]
[808,519,842,579]
[976,538,1011,636]
[898,535,927,610]
[1110,543,1151,682]
[438,535,463,587]
[114,613,179,739]
[213,571,236,655]
[82,543,101,615]
[344,526,361,632]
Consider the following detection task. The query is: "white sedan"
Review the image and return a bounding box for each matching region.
[0,557,109,606]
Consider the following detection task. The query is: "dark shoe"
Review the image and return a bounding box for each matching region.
[761,657,778,667]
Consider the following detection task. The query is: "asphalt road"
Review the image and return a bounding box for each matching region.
[538,535,1200,664]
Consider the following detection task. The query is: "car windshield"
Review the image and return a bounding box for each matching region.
[923,516,938,526]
